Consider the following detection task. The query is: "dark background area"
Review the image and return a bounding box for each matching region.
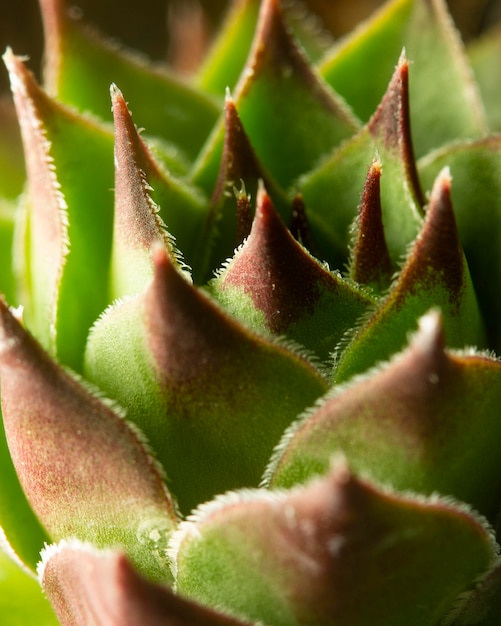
[1,0,500,94]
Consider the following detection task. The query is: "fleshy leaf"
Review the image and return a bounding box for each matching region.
[197,0,332,96]
[319,0,487,156]
[39,0,220,161]
[0,97,25,201]
[210,185,374,362]
[4,50,114,372]
[269,310,501,518]
[0,547,58,626]
[0,407,49,572]
[299,53,423,270]
[333,168,485,383]
[468,25,501,133]
[443,559,501,625]
[202,93,288,274]
[110,85,205,297]
[348,157,394,291]
[419,136,501,352]
[192,0,359,191]
[196,0,261,96]
[85,245,328,513]
[0,300,178,582]
[40,540,251,626]
[173,459,496,626]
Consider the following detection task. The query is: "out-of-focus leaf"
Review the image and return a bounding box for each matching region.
[468,24,501,133]
[0,548,57,626]
[40,540,251,626]
[319,0,487,156]
[39,0,220,161]
[173,459,496,626]
[0,300,178,582]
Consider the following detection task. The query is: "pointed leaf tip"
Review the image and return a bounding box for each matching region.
[350,157,393,290]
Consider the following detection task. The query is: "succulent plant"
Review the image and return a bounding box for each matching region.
[2,0,501,623]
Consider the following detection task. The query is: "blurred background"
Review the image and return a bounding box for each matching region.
[1,0,501,94]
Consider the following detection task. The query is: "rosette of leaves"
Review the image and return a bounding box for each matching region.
[1,0,501,624]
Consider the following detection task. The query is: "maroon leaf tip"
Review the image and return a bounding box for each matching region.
[350,158,393,289]
[368,51,424,207]
[220,185,335,333]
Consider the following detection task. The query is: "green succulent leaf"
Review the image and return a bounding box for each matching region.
[210,185,374,362]
[443,559,501,625]
[320,0,487,156]
[109,85,205,296]
[196,0,261,97]
[418,136,501,352]
[0,98,25,201]
[0,548,58,626]
[173,459,496,626]
[468,25,501,133]
[39,0,220,161]
[0,300,177,582]
[192,0,359,192]
[39,540,250,626]
[348,158,394,292]
[334,168,485,383]
[299,53,423,270]
[0,415,49,572]
[85,245,328,513]
[201,94,289,274]
[269,310,501,519]
[4,50,114,372]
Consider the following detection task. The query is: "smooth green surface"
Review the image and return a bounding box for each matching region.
[0,550,57,625]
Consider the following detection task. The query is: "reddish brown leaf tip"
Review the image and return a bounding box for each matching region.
[41,542,251,626]
[211,95,269,219]
[350,159,393,289]
[111,84,167,251]
[220,185,338,333]
[400,167,464,309]
[368,52,424,207]
[145,245,248,385]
